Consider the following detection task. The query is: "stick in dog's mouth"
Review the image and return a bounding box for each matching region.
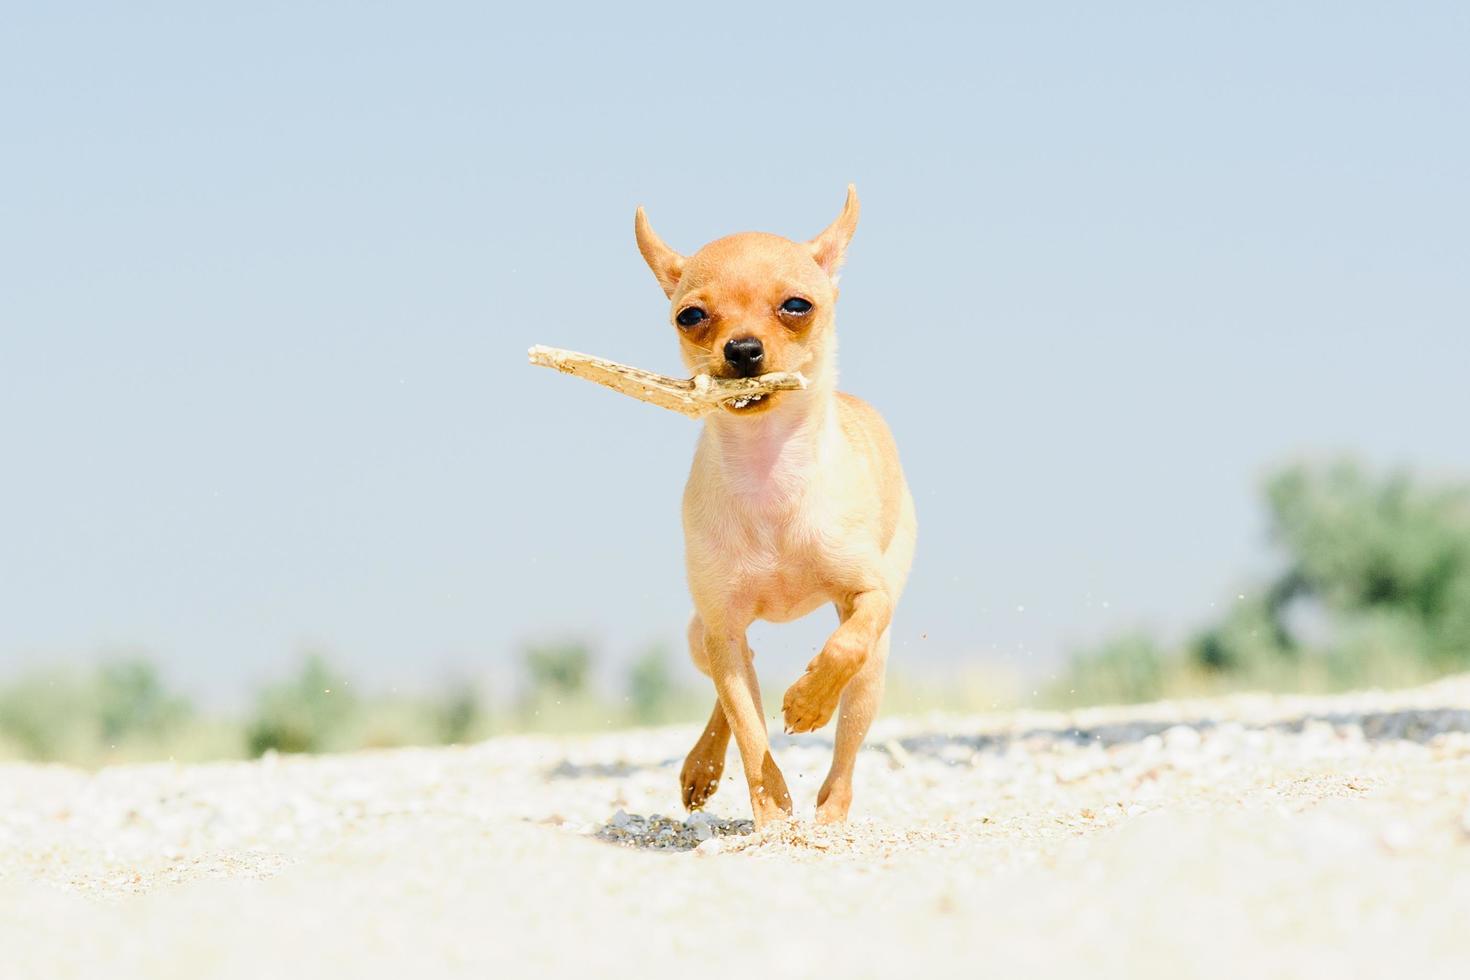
[528,345,806,418]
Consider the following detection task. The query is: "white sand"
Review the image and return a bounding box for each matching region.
[5,677,1470,978]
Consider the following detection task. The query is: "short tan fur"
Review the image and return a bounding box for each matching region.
[635,186,917,827]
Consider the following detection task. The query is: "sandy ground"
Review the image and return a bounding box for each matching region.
[4,678,1470,979]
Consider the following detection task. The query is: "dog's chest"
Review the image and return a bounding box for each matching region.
[716,482,839,622]
[688,411,848,621]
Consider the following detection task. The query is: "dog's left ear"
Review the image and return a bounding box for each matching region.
[808,184,860,277]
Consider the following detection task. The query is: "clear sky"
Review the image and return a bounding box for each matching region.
[3,3,1467,705]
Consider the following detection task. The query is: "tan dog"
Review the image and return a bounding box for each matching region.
[634,186,917,827]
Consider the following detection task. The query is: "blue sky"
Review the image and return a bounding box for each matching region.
[2,3,1467,704]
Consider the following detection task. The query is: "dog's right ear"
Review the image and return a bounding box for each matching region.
[635,207,686,298]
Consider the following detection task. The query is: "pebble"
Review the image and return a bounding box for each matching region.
[595,811,754,851]
[1162,725,1202,752]
[1379,821,1416,853]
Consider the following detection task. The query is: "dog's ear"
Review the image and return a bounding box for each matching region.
[635,207,686,297]
[808,184,860,278]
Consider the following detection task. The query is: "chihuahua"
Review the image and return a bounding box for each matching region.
[634,186,916,827]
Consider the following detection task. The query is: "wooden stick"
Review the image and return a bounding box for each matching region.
[527,345,808,419]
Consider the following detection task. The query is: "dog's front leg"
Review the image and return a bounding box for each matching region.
[703,616,792,828]
[782,588,892,734]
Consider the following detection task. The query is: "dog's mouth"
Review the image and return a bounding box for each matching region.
[721,391,777,414]
[706,361,807,416]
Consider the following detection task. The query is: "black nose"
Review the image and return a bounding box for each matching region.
[723,337,765,376]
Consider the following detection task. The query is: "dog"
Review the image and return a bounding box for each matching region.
[633,186,916,827]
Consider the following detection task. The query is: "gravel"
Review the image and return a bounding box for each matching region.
[5,675,1470,978]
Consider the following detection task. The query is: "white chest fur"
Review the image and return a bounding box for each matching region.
[686,401,846,623]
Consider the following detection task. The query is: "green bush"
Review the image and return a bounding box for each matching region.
[0,671,99,761]
[246,655,357,756]
[1056,458,1470,706]
[97,660,191,742]
[1052,632,1168,708]
[1267,461,1470,669]
[0,660,199,764]
[523,642,591,698]
[433,685,484,744]
[1190,593,1293,677]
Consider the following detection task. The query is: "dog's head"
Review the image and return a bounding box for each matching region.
[634,187,859,415]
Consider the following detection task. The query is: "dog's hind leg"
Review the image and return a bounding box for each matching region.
[815,626,889,824]
[681,702,729,810]
[680,613,730,809]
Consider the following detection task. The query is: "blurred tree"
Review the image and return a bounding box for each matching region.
[1325,609,1438,689]
[1266,460,1470,669]
[1190,592,1294,675]
[1059,458,1470,706]
[0,671,96,761]
[522,642,591,698]
[96,659,190,742]
[434,685,484,744]
[1054,632,1167,707]
[246,655,357,756]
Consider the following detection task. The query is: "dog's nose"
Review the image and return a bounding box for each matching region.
[723,337,765,377]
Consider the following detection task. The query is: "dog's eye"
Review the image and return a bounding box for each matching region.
[675,307,707,328]
[780,297,813,315]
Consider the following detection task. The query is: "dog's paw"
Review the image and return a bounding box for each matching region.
[749,755,794,829]
[680,748,725,810]
[815,777,852,824]
[781,668,844,734]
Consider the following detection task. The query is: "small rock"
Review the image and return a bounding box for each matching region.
[1379,821,1416,853]
[1055,759,1104,784]
[694,837,723,856]
[1301,720,1337,745]
[692,821,714,842]
[611,809,632,830]
[1162,725,1202,752]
